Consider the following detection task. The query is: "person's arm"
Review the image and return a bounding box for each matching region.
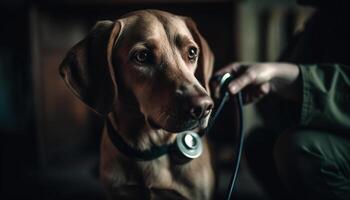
[213,63,301,103]
[299,63,350,130]
[213,62,350,130]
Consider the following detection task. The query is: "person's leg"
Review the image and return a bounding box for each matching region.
[245,128,293,200]
[274,128,350,200]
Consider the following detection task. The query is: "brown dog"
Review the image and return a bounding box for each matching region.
[60,10,215,200]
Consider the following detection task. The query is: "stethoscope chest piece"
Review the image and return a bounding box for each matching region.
[171,131,203,163]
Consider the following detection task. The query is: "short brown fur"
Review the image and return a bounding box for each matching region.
[60,10,215,200]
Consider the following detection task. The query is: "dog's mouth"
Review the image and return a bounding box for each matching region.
[147,118,162,130]
[147,116,207,133]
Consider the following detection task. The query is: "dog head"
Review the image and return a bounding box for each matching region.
[60,10,214,132]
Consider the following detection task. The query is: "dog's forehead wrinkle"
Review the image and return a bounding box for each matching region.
[122,11,193,57]
[121,13,163,41]
[146,10,192,46]
[175,34,194,48]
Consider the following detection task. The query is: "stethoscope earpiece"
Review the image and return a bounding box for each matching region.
[211,72,235,99]
[219,72,235,97]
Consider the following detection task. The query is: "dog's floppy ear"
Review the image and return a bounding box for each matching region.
[183,17,214,92]
[59,20,123,115]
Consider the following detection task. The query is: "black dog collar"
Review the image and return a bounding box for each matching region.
[106,119,170,161]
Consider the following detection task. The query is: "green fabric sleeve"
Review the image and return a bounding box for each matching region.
[299,64,350,131]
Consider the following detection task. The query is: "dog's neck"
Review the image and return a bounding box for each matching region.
[108,102,177,151]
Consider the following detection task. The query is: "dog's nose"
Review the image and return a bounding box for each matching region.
[189,96,213,119]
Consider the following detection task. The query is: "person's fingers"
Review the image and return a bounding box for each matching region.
[228,70,256,94]
[214,63,240,75]
[212,63,247,98]
[260,82,270,95]
[242,89,268,104]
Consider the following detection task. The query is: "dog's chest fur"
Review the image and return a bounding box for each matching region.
[100,129,214,200]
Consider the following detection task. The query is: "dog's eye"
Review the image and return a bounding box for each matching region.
[134,50,152,64]
[188,47,198,62]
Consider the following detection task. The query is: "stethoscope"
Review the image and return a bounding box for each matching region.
[172,72,244,200]
[217,73,244,200]
[107,72,243,200]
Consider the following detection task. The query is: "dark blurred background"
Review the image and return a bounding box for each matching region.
[0,0,314,199]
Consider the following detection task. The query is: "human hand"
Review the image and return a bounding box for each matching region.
[212,63,301,104]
